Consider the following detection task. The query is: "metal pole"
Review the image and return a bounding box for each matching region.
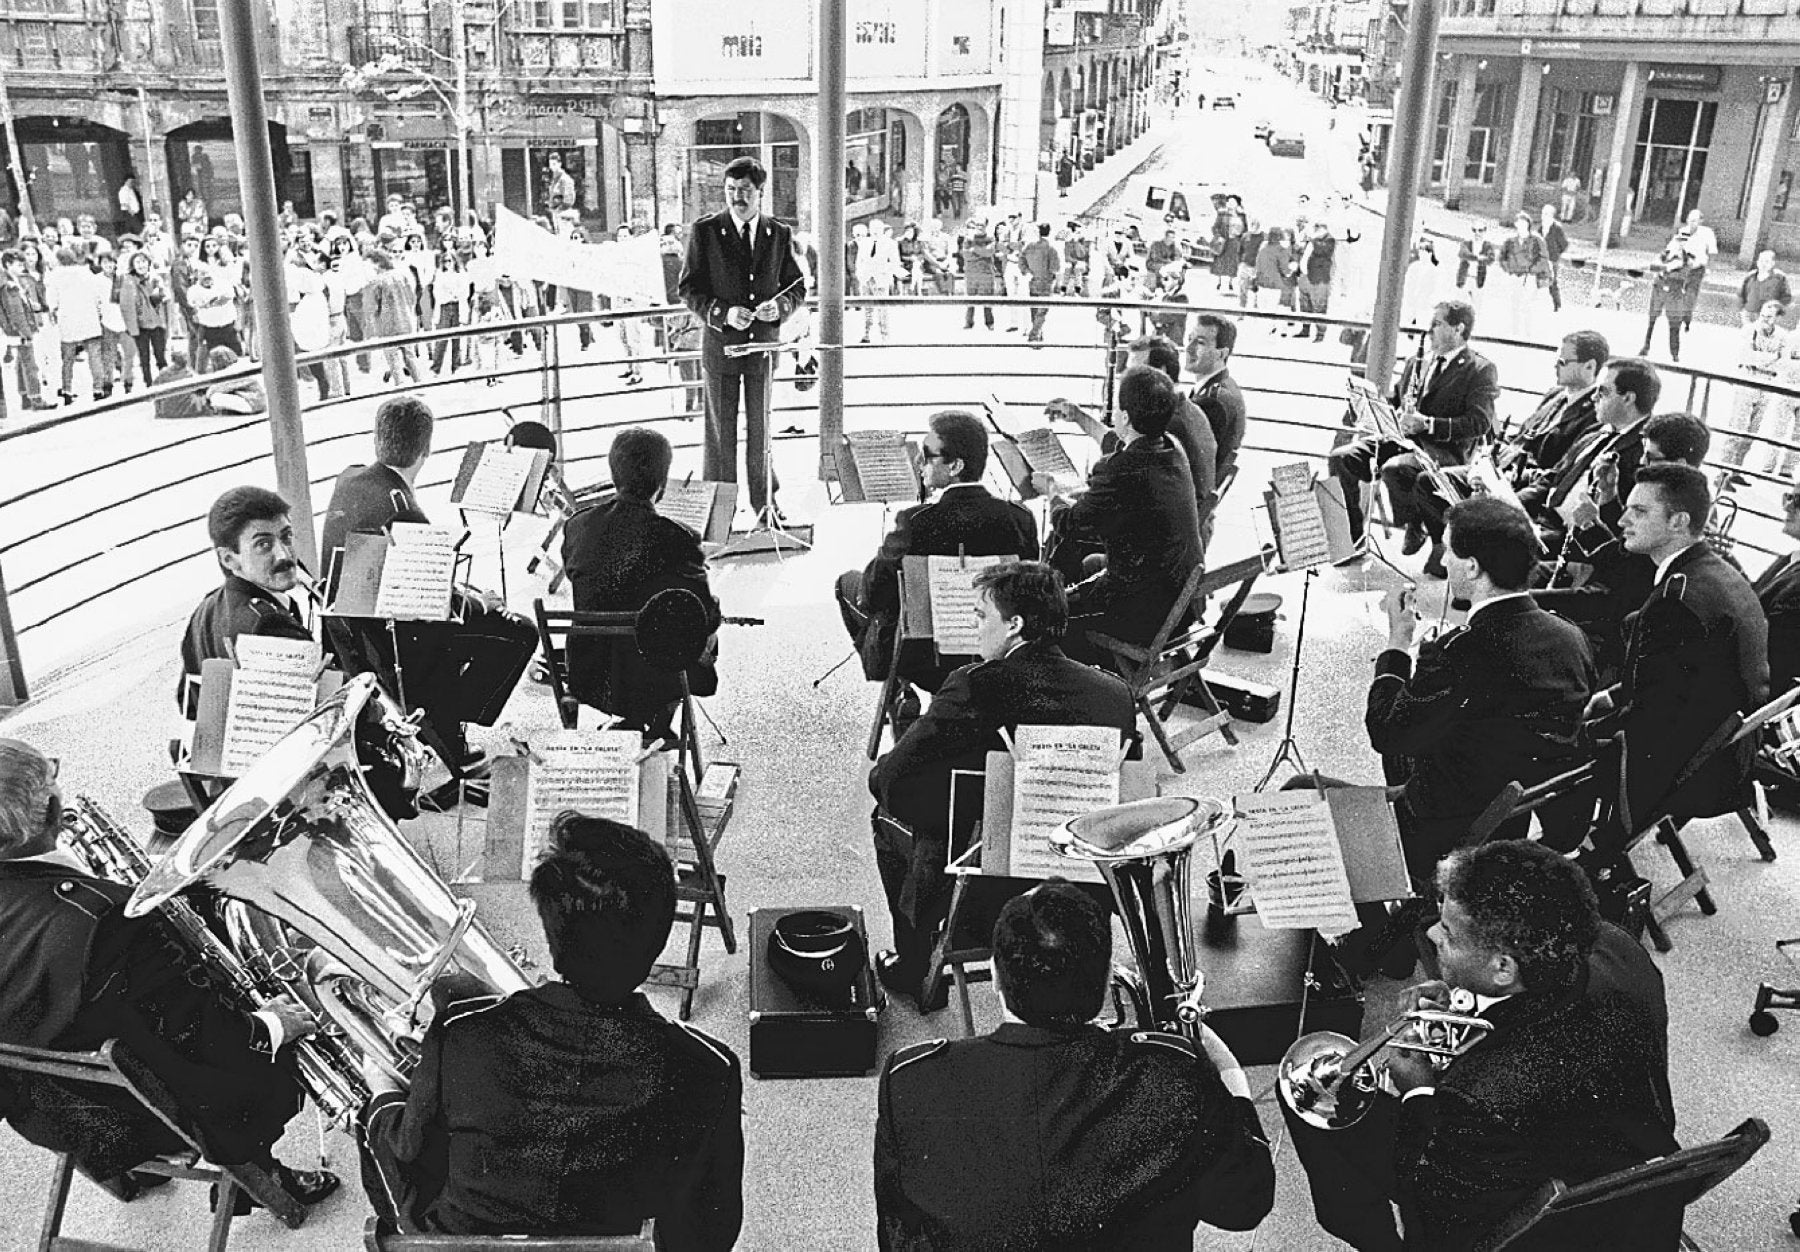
[1365,0,1440,387]
[0,60,36,231]
[816,0,846,475]
[219,0,317,572]
[137,87,160,214]
[455,0,470,225]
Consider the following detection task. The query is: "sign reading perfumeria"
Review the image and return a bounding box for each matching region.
[651,0,992,87]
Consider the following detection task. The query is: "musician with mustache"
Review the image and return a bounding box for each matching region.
[1516,357,1662,548]
[1287,840,1680,1252]
[178,485,319,724]
[0,738,341,1210]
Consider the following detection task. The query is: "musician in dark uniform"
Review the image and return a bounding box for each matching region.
[836,410,1039,699]
[562,426,722,740]
[0,738,340,1207]
[177,485,317,721]
[1585,463,1768,830]
[1187,312,1246,485]
[1328,299,1498,578]
[1042,365,1203,664]
[875,880,1275,1249]
[1755,474,1800,694]
[1516,356,1661,544]
[869,561,1135,1008]
[319,395,538,779]
[359,813,743,1247]
[1287,839,1680,1252]
[676,155,806,519]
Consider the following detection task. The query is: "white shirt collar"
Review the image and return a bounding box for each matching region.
[733,213,761,240]
[1436,343,1467,367]
[938,481,984,494]
[1191,366,1225,391]
[1656,542,1701,585]
[1466,591,1531,619]
[9,847,85,871]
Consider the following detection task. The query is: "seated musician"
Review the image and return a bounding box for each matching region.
[177,486,318,726]
[1328,299,1499,578]
[1187,312,1247,487]
[1044,334,1219,543]
[1286,839,1681,1252]
[319,395,539,781]
[875,881,1274,1249]
[359,813,743,1247]
[562,426,722,741]
[1516,356,1662,546]
[1533,413,1710,682]
[868,561,1134,1010]
[835,410,1038,705]
[0,739,340,1208]
[1584,463,1768,830]
[1040,365,1204,666]
[1412,329,1608,546]
[1755,474,1800,695]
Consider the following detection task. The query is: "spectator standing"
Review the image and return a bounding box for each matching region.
[46,246,108,403]
[1723,299,1800,473]
[0,249,47,410]
[1256,226,1295,320]
[1236,217,1264,309]
[859,220,900,345]
[1209,195,1245,295]
[429,244,472,375]
[1297,220,1336,342]
[1641,226,1696,362]
[119,250,169,391]
[1740,249,1793,326]
[1021,222,1060,345]
[364,247,425,384]
[1496,211,1551,338]
[1679,208,1717,331]
[959,218,999,331]
[1149,266,1190,344]
[1061,221,1091,298]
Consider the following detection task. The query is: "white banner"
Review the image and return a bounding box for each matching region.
[491,206,667,305]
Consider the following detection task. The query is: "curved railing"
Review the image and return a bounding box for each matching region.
[3,295,1797,697]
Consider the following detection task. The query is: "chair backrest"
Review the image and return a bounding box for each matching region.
[1729,683,1800,746]
[1143,549,1269,661]
[0,1039,207,1179]
[366,1217,657,1251]
[1474,1118,1769,1252]
[533,600,638,725]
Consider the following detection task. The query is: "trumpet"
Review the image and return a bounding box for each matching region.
[1277,992,1493,1130]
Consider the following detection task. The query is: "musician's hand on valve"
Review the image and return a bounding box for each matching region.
[1382,585,1418,649]
[258,994,318,1046]
[725,305,754,331]
[1592,454,1620,503]
[1385,1046,1439,1095]
[1399,978,1451,1016]
[1401,412,1429,437]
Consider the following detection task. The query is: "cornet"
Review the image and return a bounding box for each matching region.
[1277,991,1492,1130]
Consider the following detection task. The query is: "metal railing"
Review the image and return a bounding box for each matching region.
[2,294,1798,702]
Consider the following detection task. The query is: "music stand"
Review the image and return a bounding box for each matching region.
[715,338,817,559]
[1256,565,1318,791]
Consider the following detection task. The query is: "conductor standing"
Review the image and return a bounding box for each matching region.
[677,156,806,521]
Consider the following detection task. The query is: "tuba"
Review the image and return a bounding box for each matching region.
[127,673,534,1092]
[1054,796,1229,1038]
[1277,994,1493,1130]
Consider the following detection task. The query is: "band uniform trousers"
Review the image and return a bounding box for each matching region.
[1329,437,1435,535]
[702,353,779,514]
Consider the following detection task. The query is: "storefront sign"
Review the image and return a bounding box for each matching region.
[492,96,613,121]
[1647,64,1722,92]
[651,0,813,83]
[848,0,926,78]
[935,0,993,75]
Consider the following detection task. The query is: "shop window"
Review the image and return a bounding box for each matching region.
[686,111,800,223]
[285,150,316,219]
[191,0,219,41]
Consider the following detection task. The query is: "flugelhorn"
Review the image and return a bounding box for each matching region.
[1277,992,1492,1130]
[1054,796,1229,1038]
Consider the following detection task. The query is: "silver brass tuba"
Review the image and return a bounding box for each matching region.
[1054,796,1229,1038]
[127,673,533,1090]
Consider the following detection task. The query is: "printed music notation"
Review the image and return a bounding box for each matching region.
[1014,428,1079,481]
[456,444,539,515]
[656,479,719,537]
[1347,376,1405,441]
[925,554,1005,656]
[1269,461,1332,570]
[373,523,458,621]
[1231,789,1359,934]
[845,430,924,504]
[522,729,643,875]
[1008,724,1121,882]
[220,636,321,776]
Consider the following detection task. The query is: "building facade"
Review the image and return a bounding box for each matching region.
[1432,0,1800,262]
[1039,0,1161,182]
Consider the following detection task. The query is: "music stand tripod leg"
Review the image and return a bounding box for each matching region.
[1255,566,1316,791]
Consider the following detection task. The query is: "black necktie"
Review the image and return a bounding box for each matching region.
[741,221,753,252]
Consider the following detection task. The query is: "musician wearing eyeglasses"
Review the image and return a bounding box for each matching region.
[868,562,1134,1010]
[836,411,1038,711]
[178,486,318,723]
[359,813,744,1247]
[1286,840,1680,1252]
[0,739,341,1210]
[563,427,723,741]
[319,395,539,782]
[875,881,1274,1250]
[1516,357,1662,551]
[1328,300,1498,578]
[1754,478,1800,695]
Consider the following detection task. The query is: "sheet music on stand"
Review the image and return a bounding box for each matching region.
[218,637,323,776]
[925,554,1005,655]
[1007,725,1123,881]
[373,523,459,620]
[983,394,1080,499]
[452,442,550,516]
[1347,375,1404,440]
[521,729,643,872]
[838,430,923,505]
[1231,789,1359,935]
[1267,462,1333,570]
[656,478,719,535]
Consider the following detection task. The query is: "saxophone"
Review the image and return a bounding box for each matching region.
[59,794,371,1127]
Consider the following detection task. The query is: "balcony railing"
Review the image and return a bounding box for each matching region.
[502,29,625,75]
[0,15,112,73]
[349,15,455,69]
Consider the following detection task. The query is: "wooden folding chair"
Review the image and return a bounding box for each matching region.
[1472,1118,1769,1252]
[533,600,735,1019]
[365,1218,656,1251]
[1729,684,1800,863]
[0,1038,308,1252]
[866,556,983,760]
[1081,551,1269,772]
[524,481,614,595]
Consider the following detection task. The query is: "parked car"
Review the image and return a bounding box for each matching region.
[1211,93,1238,110]
[1253,118,1274,141]
[1267,129,1307,158]
[1116,176,1240,265]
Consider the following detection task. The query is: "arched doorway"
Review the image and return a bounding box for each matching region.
[3,117,133,235]
[165,119,300,231]
[936,104,973,217]
[686,111,802,222]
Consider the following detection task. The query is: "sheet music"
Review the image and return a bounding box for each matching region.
[656,479,718,536]
[374,523,458,620]
[845,430,922,504]
[458,443,537,515]
[522,730,642,873]
[926,554,1005,655]
[1232,790,1359,934]
[1347,376,1403,440]
[219,637,321,776]
[1015,428,1080,480]
[1269,462,1332,570]
[1009,725,1120,881]
[1466,450,1524,511]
